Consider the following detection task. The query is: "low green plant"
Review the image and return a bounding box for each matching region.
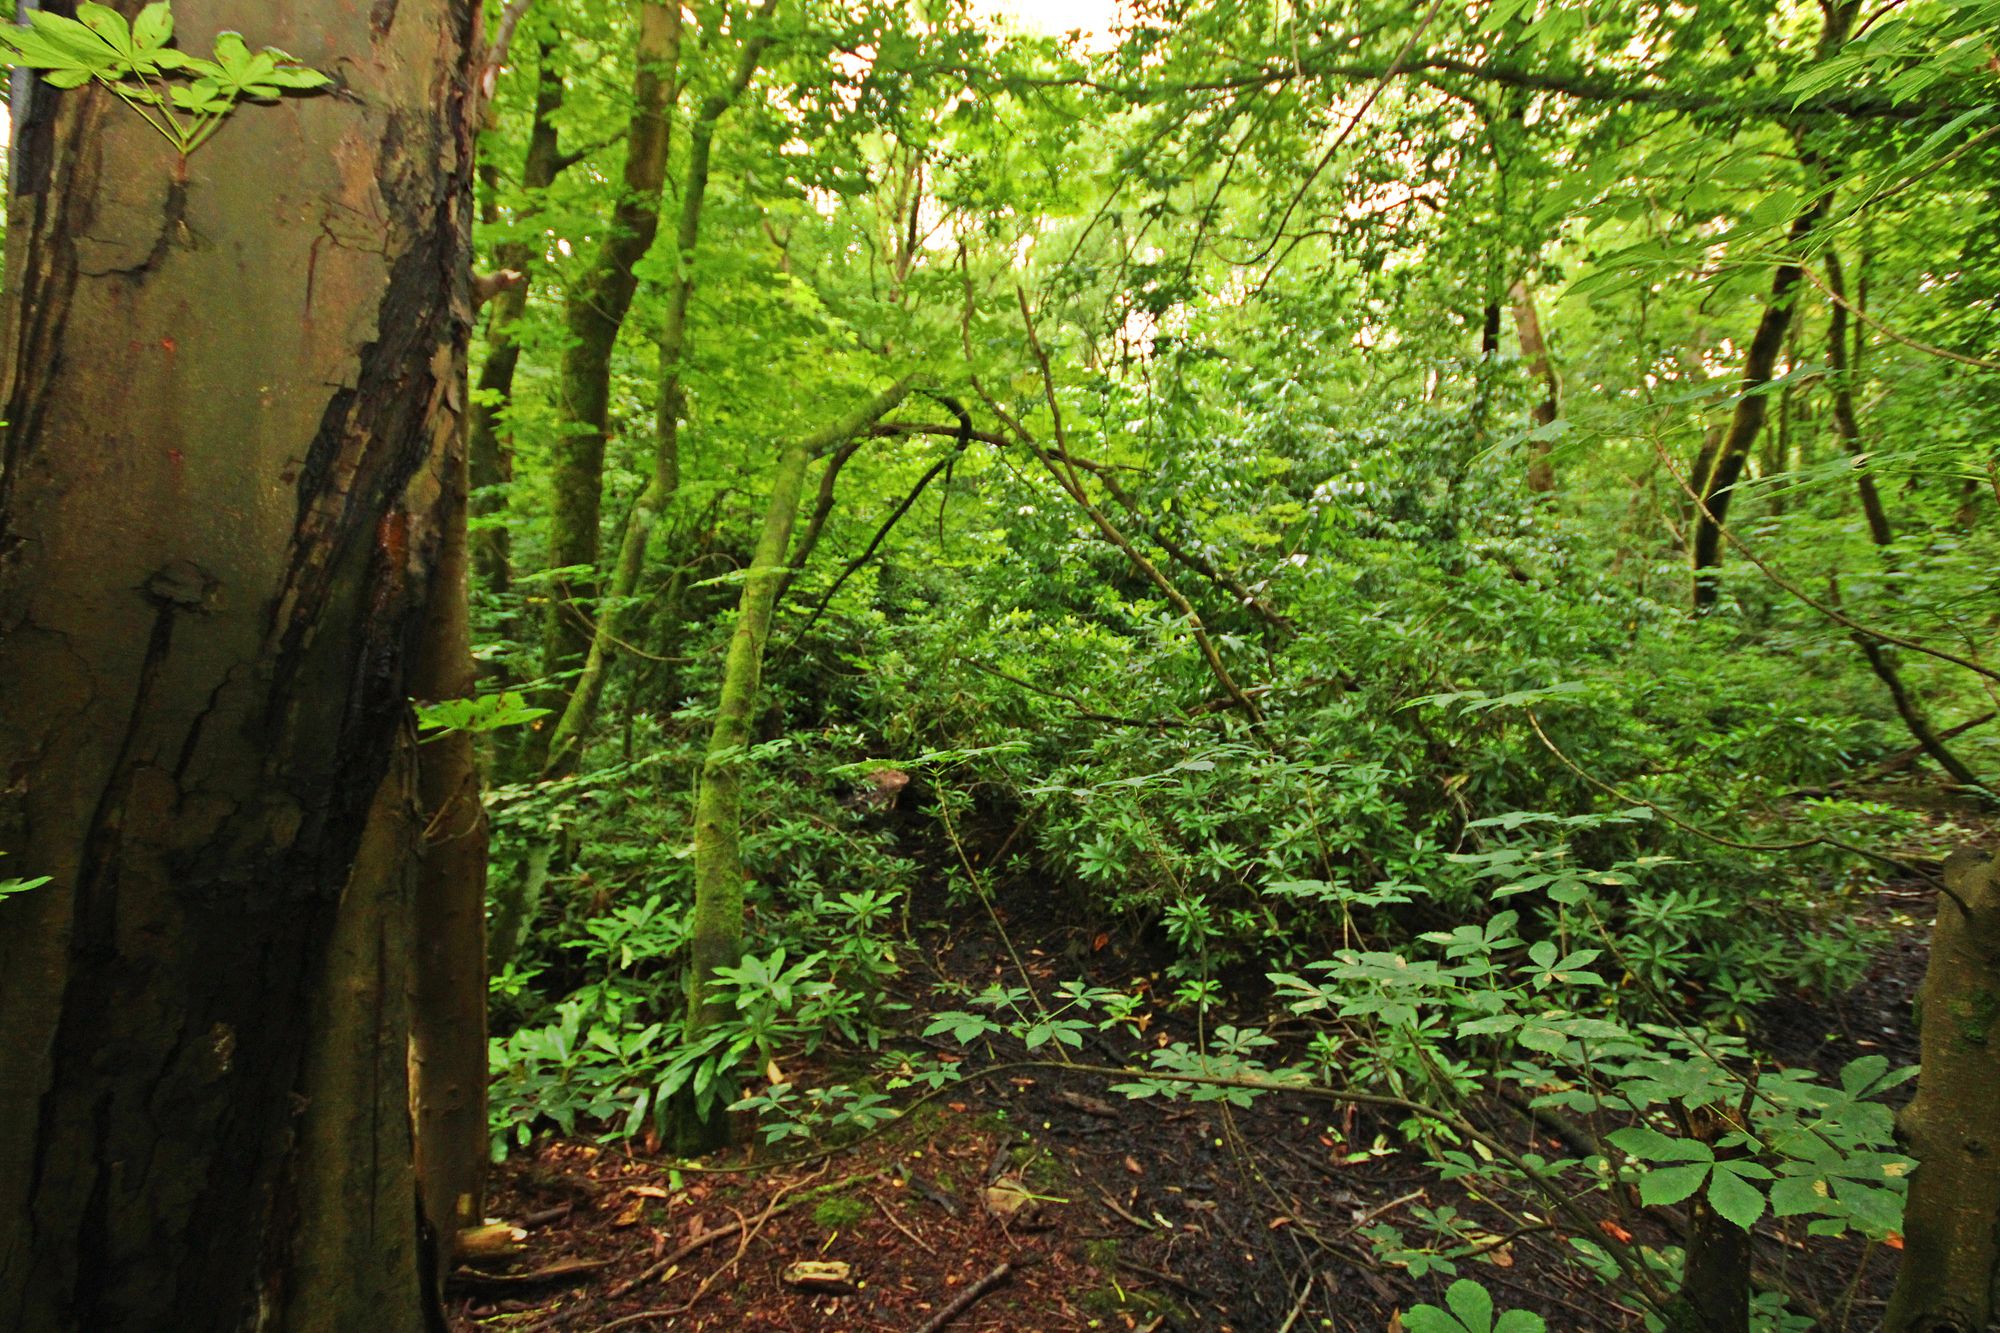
[1402,1279,1547,1333]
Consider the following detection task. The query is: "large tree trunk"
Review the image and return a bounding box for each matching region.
[540,3,682,722]
[0,2,475,1328]
[1887,847,2000,1331]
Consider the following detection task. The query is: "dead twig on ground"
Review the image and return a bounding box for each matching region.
[914,1260,1014,1333]
[449,1256,609,1292]
[877,1194,939,1255]
[601,1166,875,1300]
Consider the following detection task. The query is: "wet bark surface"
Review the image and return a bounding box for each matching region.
[0,2,476,1327]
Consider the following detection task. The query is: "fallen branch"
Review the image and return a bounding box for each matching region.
[914,1261,1014,1333]
[447,1256,608,1291]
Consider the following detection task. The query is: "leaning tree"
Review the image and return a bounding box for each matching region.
[0,1,477,1328]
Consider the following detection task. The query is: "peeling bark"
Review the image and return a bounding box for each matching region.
[0,2,476,1328]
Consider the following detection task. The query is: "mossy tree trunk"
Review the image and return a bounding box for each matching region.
[470,38,570,600]
[679,378,919,1148]
[542,22,775,779]
[540,1,684,727]
[0,1,475,1327]
[1886,847,2000,1332]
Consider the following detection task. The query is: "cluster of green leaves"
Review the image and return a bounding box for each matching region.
[0,2,328,158]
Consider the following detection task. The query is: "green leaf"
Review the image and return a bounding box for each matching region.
[212,30,253,77]
[0,875,52,901]
[1639,1162,1711,1207]
[1445,1279,1496,1331]
[258,63,331,90]
[132,2,174,50]
[1608,1126,1713,1163]
[1707,1164,1768,1230]
[1748,190,1798,231]
[1769,1173,1828,1217]
[74,3,134,56]
[1493,1314,1548,1333]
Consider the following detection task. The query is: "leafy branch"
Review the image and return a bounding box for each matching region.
[0,2,329,161]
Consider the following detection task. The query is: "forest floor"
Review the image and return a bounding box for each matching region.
[449,809,1959,1333]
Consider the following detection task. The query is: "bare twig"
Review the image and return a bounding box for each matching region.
[876,1196,938,1255]
[448,1256,608,1291]
[474,0,537,122]
[1522,708,1931,879]
[601,1167,875,1300]
[1784,711,1998,797]
[914,1261,1015,1333]
[1010,285,1264,722]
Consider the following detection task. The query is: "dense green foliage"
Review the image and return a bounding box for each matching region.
[451,0,1997,1321]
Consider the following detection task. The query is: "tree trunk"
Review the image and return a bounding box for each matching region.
[1886,847,2000,1332]
[1688,198,1827,609]
[470,40,569,600]
[542,28,773,778]
[410,419,491,1271]
[1510,278,1560,494]
[541,3,683,717]
[0,2,475,1328]
[1666,1193,1751,1333]
[1689,1,1857,608]
[681,378,918,1146]
[1823,250,1894,547]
